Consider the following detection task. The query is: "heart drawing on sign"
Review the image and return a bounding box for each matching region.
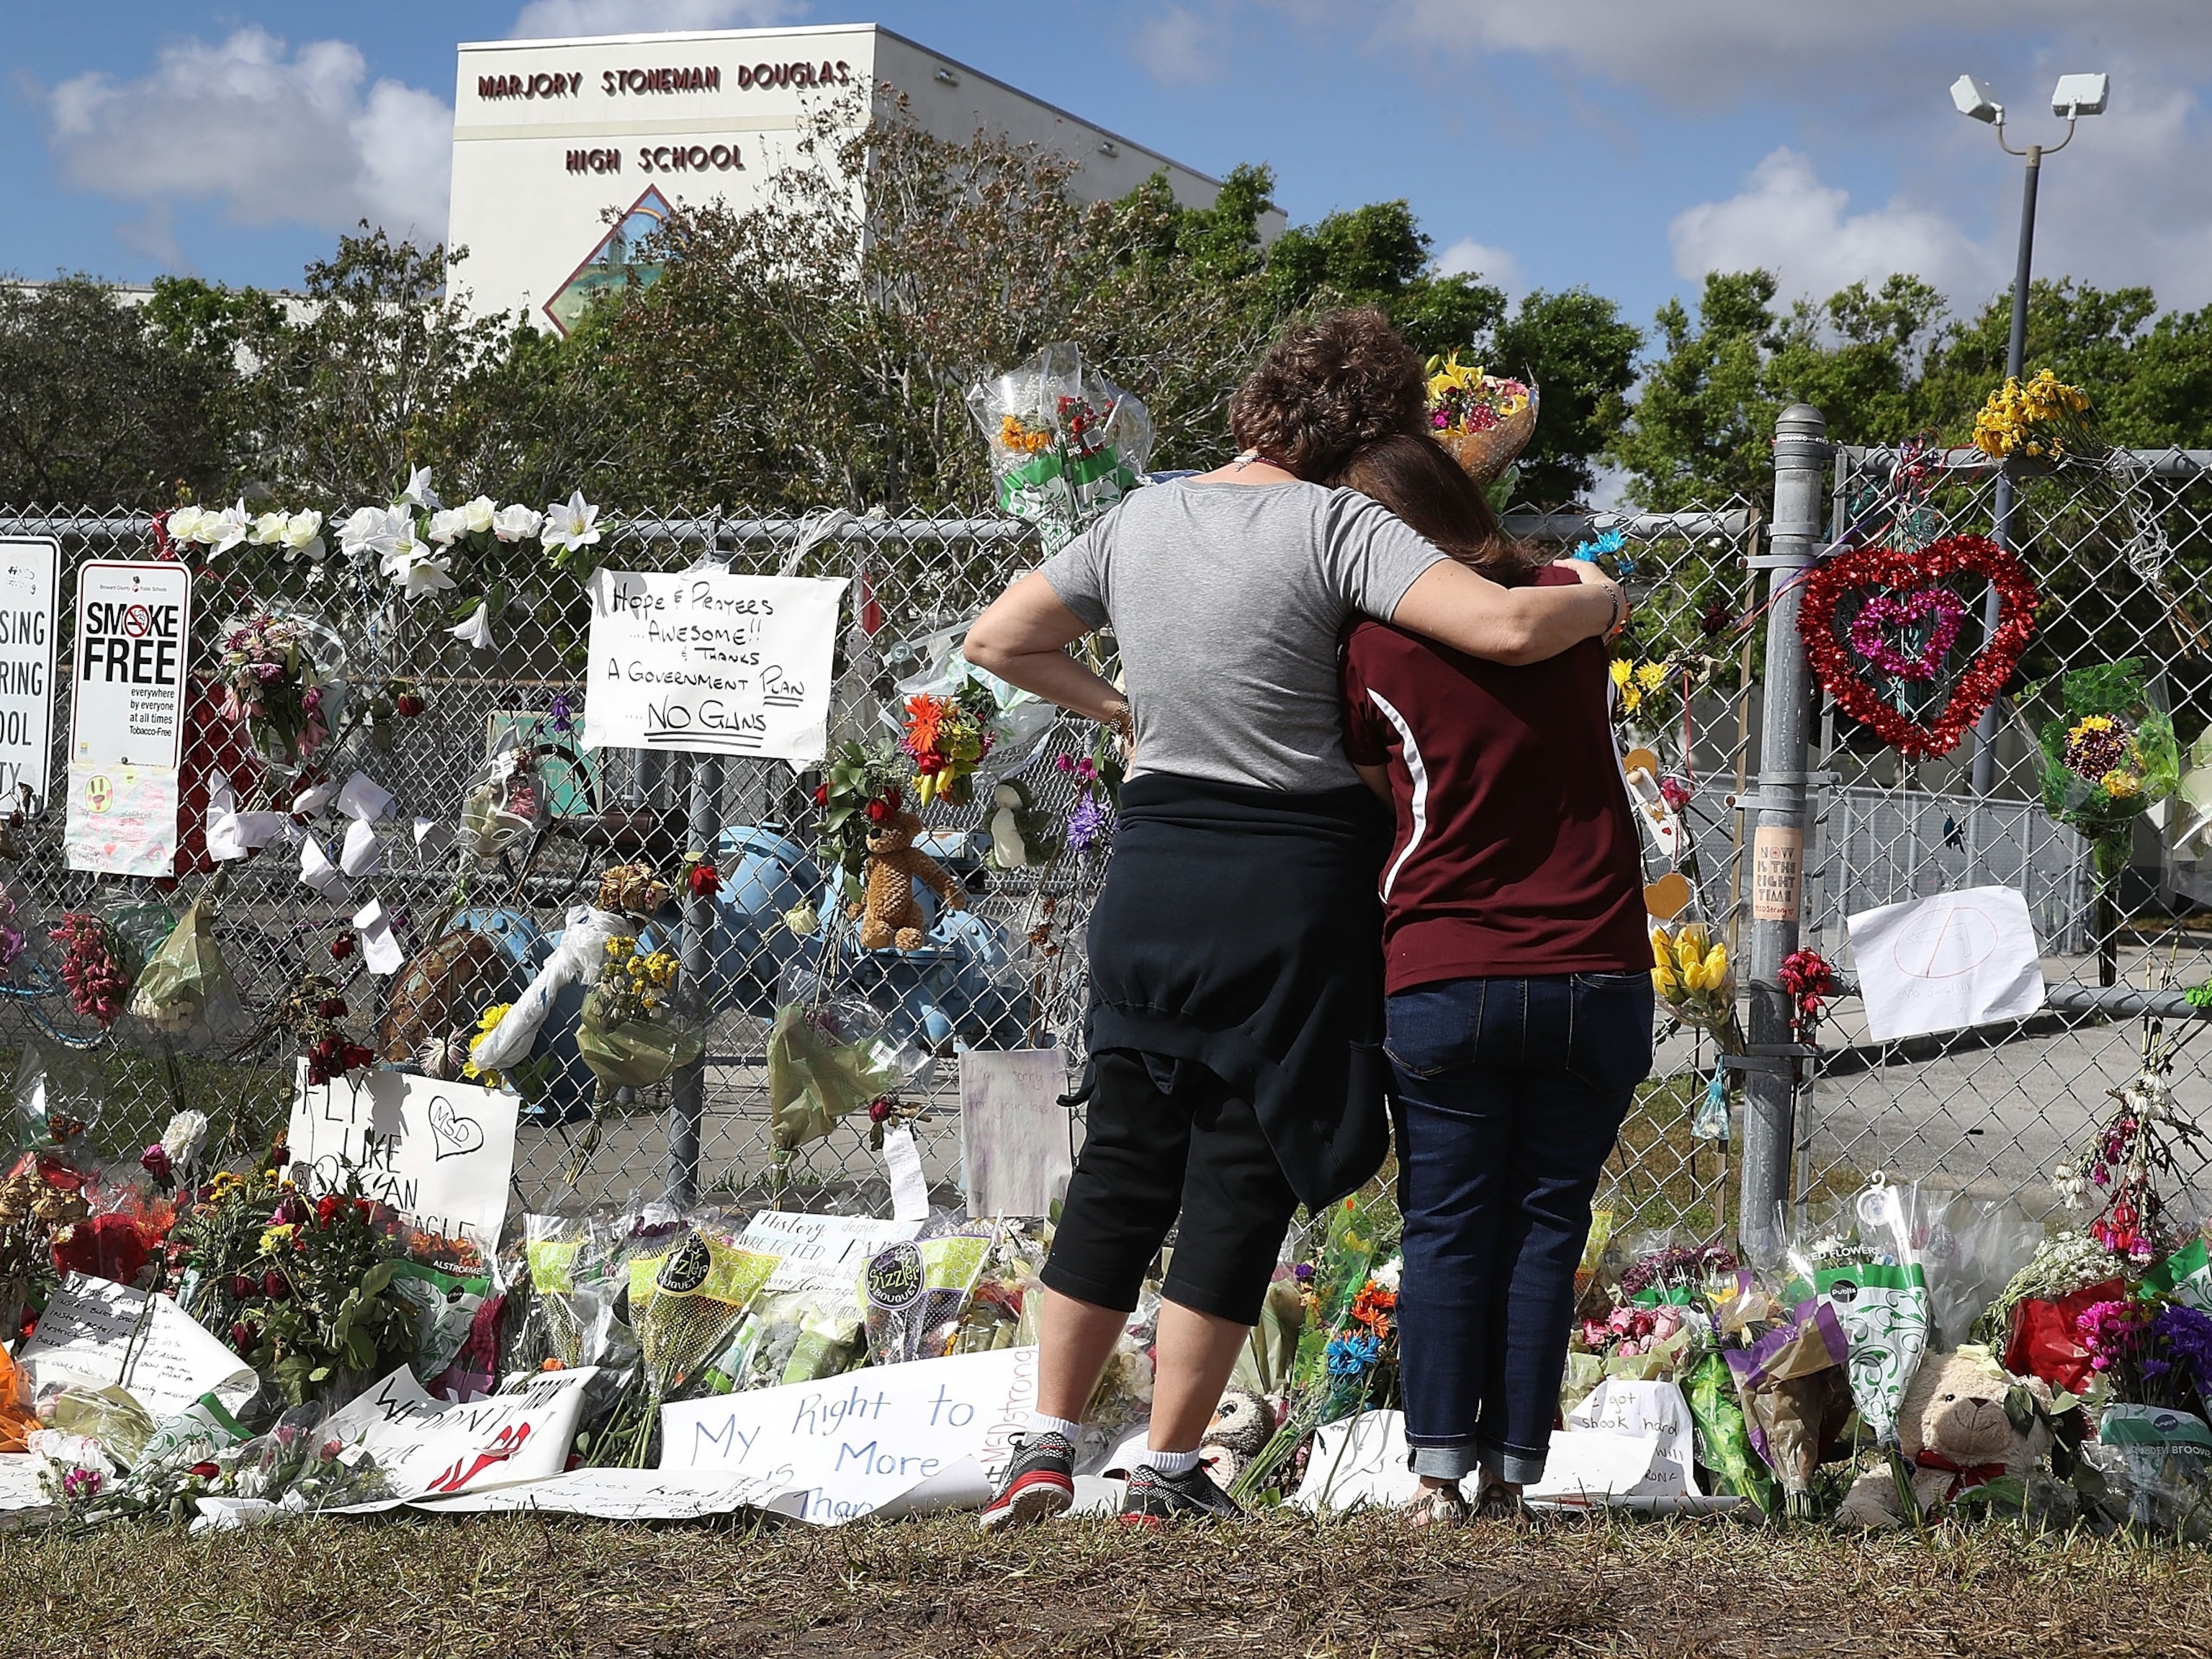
[426,1094,485,1160]
[1799,534,2038,761]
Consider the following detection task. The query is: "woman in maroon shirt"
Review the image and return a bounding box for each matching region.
[1337,433,1653,1525]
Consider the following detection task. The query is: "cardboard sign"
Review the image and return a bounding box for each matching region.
[959,1048,1071,1219]
[1846,884,2046,1041]
[287,1065,521,1249]
[660,1344,1038,1525]
[17,1276,251,1421]
[582,568,846,760]
[0,538,58,806]
[322,1365,596,1500]
[737,1211,925,1297]
[70,560,191,768]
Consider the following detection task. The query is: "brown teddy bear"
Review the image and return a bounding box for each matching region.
[1836,1345,2053,1527]
[855,808,968,950]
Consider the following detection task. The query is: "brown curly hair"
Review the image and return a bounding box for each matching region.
[1228,308,1427,481]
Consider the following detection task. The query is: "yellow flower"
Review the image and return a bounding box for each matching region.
[605,935,634,961]
[2101,769,2142,800]
[1610,658,1633,689]
[475,1002,510,1036]
[1653,961,1679,998]
[1635,662,1668,695]
[1651,929,1673,969]
[258,1223,297,1254]
[1672,926,1710,975]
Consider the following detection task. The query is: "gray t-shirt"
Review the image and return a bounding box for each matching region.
[1039,478,1448,791]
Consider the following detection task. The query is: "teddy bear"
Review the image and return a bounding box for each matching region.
[1836,1345,2053,1528]
[1198,1388,1277,1488]
[856,807,968,950]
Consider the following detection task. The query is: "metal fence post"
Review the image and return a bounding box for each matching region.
[666,752,721,1205]
[1740,403,1829,1246]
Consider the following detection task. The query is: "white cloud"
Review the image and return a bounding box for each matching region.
[42,27,451,242]
[509,0,806,37]
[1133,6,1226,86]
[1435,235,1521,295]
[1668,148,1992,303]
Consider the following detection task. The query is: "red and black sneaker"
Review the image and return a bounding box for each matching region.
[978,1431,1076,1532]
[1119,1460,1244,1526]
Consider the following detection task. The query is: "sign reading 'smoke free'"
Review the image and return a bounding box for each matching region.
[583,568,845,761]
[66,559,192,876]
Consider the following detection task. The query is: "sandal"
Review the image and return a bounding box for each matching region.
[1472,1481,1537,1527]
[1403,1485,1470,1529]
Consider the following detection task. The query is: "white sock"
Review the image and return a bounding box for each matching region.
[1137,1445,1202,1478]
[1026,1412,1082,1442]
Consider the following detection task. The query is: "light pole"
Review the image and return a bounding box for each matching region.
[1951,71,2108,793]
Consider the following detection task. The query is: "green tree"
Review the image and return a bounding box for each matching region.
[1608,269,1784,510]
[1493,288,1642,505]
[0,276,245,508]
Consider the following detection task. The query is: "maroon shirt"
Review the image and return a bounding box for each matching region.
[1341,566,1648,995]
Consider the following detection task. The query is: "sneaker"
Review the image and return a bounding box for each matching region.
[978,1431,1076,1531]
[1119,1460,1245,1525]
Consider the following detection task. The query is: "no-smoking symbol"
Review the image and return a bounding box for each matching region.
[122,605,152,638]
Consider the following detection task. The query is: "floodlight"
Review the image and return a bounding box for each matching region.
[2051,73,2109,117]
[1951,74,2002,124]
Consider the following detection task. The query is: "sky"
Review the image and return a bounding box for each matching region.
[8,1,2212,347]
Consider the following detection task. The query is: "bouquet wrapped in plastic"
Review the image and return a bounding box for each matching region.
[1424,351,1537,490]
[766,986,920,1151]
[968,343,1152,553]
[215,609,339,766]
[1649,923,1743,1051]
[860,1230,996,1365]
[577,933,702,1097]
[459,734,553,860]
[124,898,248,1046]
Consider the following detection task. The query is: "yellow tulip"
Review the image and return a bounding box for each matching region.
[1651,930,1673,969]
[1653,963,1678,998]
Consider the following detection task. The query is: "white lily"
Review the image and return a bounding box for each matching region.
[205,501,251,557]
[400,467,441,511]
[541,490,601,553]
[493,503,543,543]
[449,601,496,651]
[249,510,289,546]
[380,543,457,599]
[281,510,325,561]
[338,504,407,562]
[462,494,496,535]
[427,506,469,546]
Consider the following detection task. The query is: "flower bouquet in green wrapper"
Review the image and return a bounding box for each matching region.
[968,343,1153,554]
[577,933,702,1098]
[2032,660,2182,985]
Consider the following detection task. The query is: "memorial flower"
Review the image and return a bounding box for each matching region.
[400,467,441,511]
[339,503,411,562]
[280,509,325,560]
[493,503,544,543]
[380,542,457,600]
[541,490,603,576]
[449,601,496,651]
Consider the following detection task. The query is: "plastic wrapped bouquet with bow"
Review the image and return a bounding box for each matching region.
[968,343,1152,553]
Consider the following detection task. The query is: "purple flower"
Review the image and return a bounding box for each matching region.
[1066,794,1112,855]
[60,1467,102,1501]
[2153,1303,2212,1393]
[547,691,575,736]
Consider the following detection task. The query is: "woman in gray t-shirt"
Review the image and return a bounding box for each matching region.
[964,309,1625,1528]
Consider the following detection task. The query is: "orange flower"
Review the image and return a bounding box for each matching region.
[1350,1281,1397,1332]
[904,694,948,756]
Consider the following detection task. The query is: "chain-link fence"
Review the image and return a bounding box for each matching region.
[1793,444,2212,1221]
[0,496,1771,1242]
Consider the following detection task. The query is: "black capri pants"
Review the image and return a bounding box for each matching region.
[1038,1049,1300,1327]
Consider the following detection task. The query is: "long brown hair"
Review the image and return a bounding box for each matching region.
[1332,431,1540,581]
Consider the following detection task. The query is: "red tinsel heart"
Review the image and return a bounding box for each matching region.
[1799,534,2038,760]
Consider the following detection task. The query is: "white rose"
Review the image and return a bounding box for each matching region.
[165,505,211,544]
[462,495,496,535]
[427,506,469,546]
[281,511,325,559]
[493,504,543,544]
[159,1109,210,1169]
[250,511,288,546]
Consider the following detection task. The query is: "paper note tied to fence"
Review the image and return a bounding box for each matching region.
[287,1065,521,1249]
[959,1048,1071,1219]
[1846,884,2046,1043]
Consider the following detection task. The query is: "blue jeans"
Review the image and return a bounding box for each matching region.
[1387,972,1654,1485]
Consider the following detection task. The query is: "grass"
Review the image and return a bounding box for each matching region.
[4,1509,2211,1658]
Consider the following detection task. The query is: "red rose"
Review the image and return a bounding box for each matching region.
[395,691,426,719]
[228,1321,258,1353]
[228,1273,258,1301]
[52,1214,150,1287]
[188,1461,220,1480]
[329,932,356,961]
[687,863,721,898]
[813,783,830,806]
[262,1269,289,1299]
[865,799,889,823]
[315,1193,343,1228]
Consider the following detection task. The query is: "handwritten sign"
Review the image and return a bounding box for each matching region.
[737,1211,924,1297]
[660,1344,1038,1525]
[1846,884,2046,1042]
[582,568,846,760]
[17,1276,251,1421]
[63,762,180,876]
[0,538,58,807]
[0,1455,50,1518]
[1565,1379,1699,1496]
[287,1065,520,1249]
[403,1467,773,1519]
[321,1365,595,1500]
[960,1048,1071,1218]
[1291,1409,1421,1514]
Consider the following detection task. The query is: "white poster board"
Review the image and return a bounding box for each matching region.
[582,568,846,760]
[737,1211,925,1297]
[660,1344,1038,1525]
[66,559,191,876]
[1846,884,2047,1042]
[321,1365,596,1501]
[17,1275,251,1421]
[287,1065,521,1249]
[0,538,58,807]
[1291,1409,1421,1514]
[960,1048,1072,1219]
[1564,1379,1699,1497]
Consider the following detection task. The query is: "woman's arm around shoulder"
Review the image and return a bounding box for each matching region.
[1390,557,1624,666]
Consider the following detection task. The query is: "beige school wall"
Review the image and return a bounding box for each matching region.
[448,22,1280,330]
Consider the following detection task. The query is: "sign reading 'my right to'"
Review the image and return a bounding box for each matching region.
[65,559,192,876]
